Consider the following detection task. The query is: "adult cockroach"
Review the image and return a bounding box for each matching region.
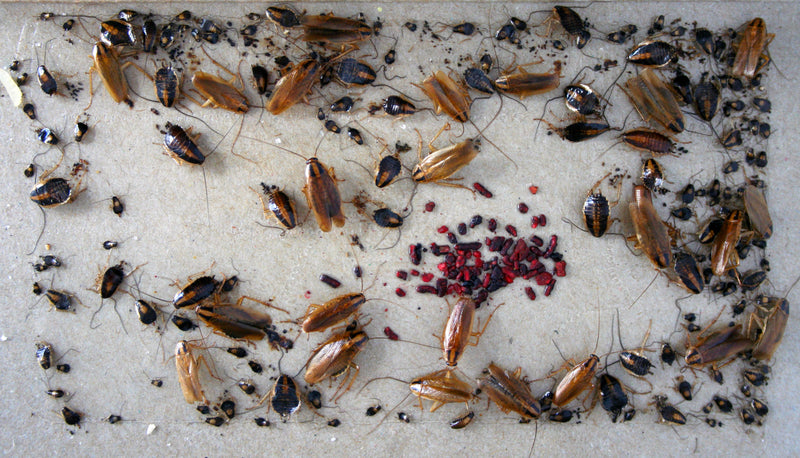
[685,323,751,368]
[441,297,499,368]
[300,293,365,333]
[191,49,249,113]
[623,68,685,133]
[478,363,542,420]
[195,295,288,342]
[743,184,772,239]
[747,276,799,360]
[175,340,215,404]
[304,322,369,400]
[299,15,372,45]
[495,61,562,99]
[86,42,135,109]
[267,59,320,115]
[418,70,471,123]
[252,183,297,230]
[710,209,743,277]
[731,18,773,80]
[628,184,672,269]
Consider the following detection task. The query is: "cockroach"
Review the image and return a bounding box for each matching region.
[44,289,76,312]
[300,293,365,333]
[581,174,618,238]
[629,184,672,269]
[621,129,677,156]
[478,363,541,420]
[136,300,158,325]
[695,28,714,54]
[552,354,600,408]
[56,363,70,373]
[36,341,53,370]
[33,127,59,147]
[684,323,751,368]
[495,23,517,43]
[740,408,758,425]
[347,128,363,145]
[673,252,704,294]
[87,42,134,108]
[253,183,297,230]
[623,68,685,133]
[142,20,157,53]
[175,340,213,404]
[671,70,693,105]
[565,84,602,116]
[412,135,480,184]
[163,123,205,165]
[103,240,118,250]
[205,416,225,427]
[195,296,287,342]
[409,369,476,412]
[192,60,249,114]
[748,293,791,361]
[32,282,42,295]
[304,324,369,400]
[441,297,498,368]
[617,313,654,378]
[753,97,771,113]
[373,208,403,228]
[23,103,36,120]
[107,414,123,424]
[549,409,573,422]
[641,158,664,192]
[627,41,678,67]
[110,196,124,217]
[598,373,629,422]
[267,6,301,28]
[153,66,182,108]
[550,6,591,48]
[721,129,742,148]
[249,64,269,96]
[331,96,354,112]
[743,185,772,239]
[307,390,322,409]
[366,405,382,416]
[450,410,475,429]
[607,24,637,44]
[676,376,692,401]
[463,67,494,94]
[173,275,219,309]
[100,19,136,47]
[304,157,345,232]
[172,315,196,331]
[751,398,768,417]
[694,79,720,122]
[711,209,743,276]
[263,374,301,421]
[159,23,177,49]
[74,122,88,143]
[324,120,340,133]
[37,65,57,96]
[494,61,562,99]
[220,399,236,419]
[227,347,247,358]
[30,156,86,208]
[382,95,416,116]
[654,395,685,425]
[335,58,376,86]
[61,406,82,426]
[267,59,320,115]
[419,71,471,123]
[299,15,371,44]
[732,18,773,80]
[375,155,401,187]
[740,270,767,292]
[538,120,611,143]
[698,218,723,244]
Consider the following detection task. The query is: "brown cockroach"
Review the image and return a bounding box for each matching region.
[743,184,772,239]
[441,297,499,368]
[684,324,751,368]
[267,59,320,115]
[304,322,369,400]
[748,295,789,361]
[86,42,136,109]
[628,184,672,269]
[411,124,480,185]
[299,15,372,45]
[623,68,685,133]
[478,362,541,420]
[191,49,249,114]
[252,183,297,230]
[175,340,216,404]
[408,369,475,412]
[29,153,87,208]
[300,293,365,333]
[494,61,562,99]
[710,209,743,277]
[731,18,773,80]
[418,70,471,123]
[552,354,600,408]
[195,295,288,341]
[304,157,346,232]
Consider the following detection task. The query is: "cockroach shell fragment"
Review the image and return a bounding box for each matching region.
[624,68,685,133]
[743,185,772,239]
[303,158,345,232]
[477,363,541,420]
[629,185,672,269]
[420,71,471,123]
[412,139,480,183]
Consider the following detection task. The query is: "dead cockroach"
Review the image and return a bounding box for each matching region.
[731,18,773,80]
[251,64,269,95]
[304,157,345,232]
[304,322,369,400]
[623,68,685,133]
[676,376,692,401]
[252,183,297,230]
[61,406,82,426]
[627,41,678,67]
[43,289,77,312]
[74,121,89,143]
[175,340,215,404]
[35,341,53,370]
[628,184,672,269]
[684,323,751,368]
[694,78,720,122]
[266,6,302,28]
[192,51,249,113]
[163,123,205,165]
[564,83,604,116]
[86,42,135,109]
[335,58,377,86]
[100,19,136,47]
[300,293,365,333]
[37,65,57,96]
[35,127,58,145]
[641,158,664,192]
[478,363,541,420]
[495,61,562,99]
[381,95,416,116]
[411,124,480,185]
[548,6,591,48]
[418,70,471,123]
[267,59,320,115]
[620,129,680,156]
[173,275,221,309]
[580,172,621,238]
[598,373,629,422]
[264,374,301,421]
[195,295,288,342]
[537,119,611,143]
[617,312,654,378]
[711,209,743,277]
[154,65,182,108]
[747,275,798,361]
[375,154,401,188]
[299,15,371,45]
[142,20,157,53]
[672,252,704,294]
[552,354,600,409]
[441,297,499,368]
[449,410,475,429]
[653,395,686,425]
[743,184,772,239]
[409,369,475,412]
[29,154,87,208]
